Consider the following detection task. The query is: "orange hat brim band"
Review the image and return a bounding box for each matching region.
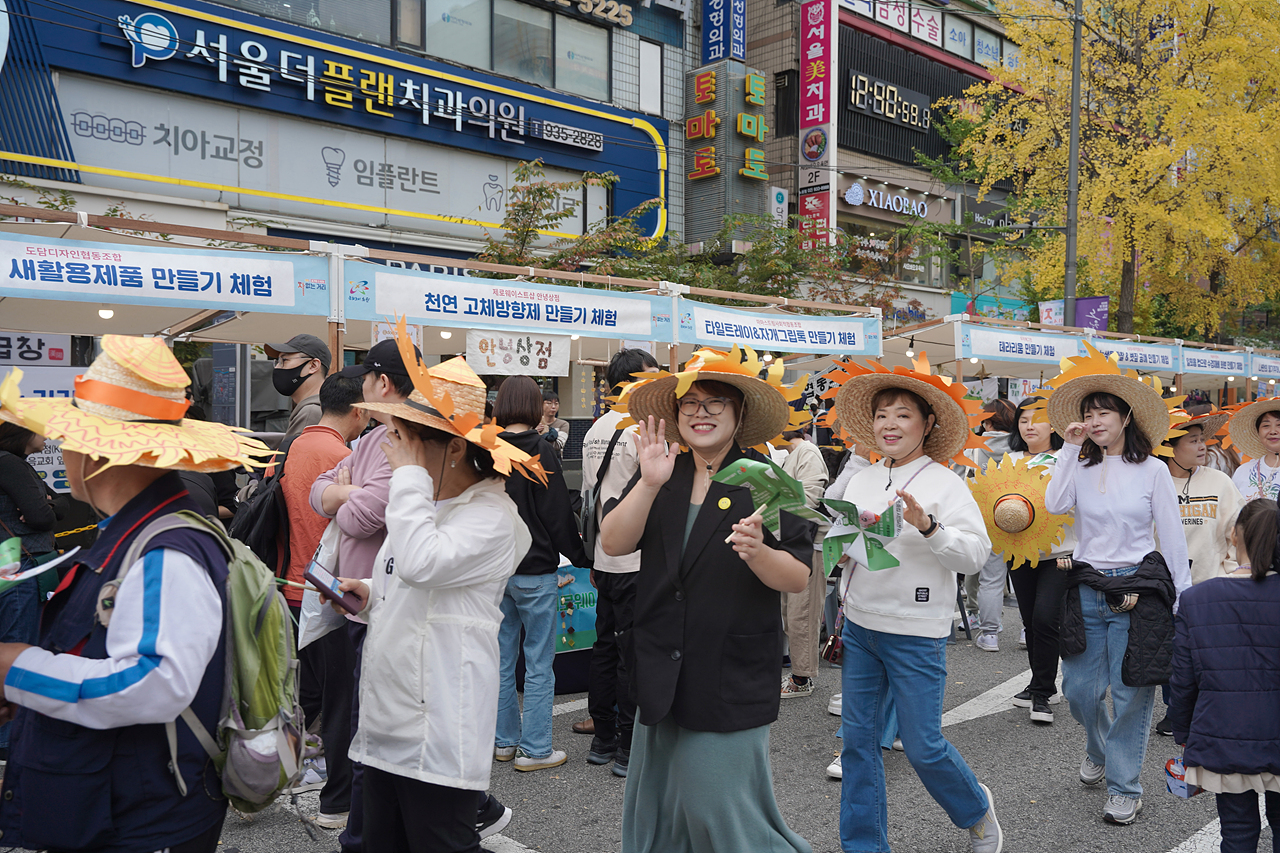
[74,376,191,422]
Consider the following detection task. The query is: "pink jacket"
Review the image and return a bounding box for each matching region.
[310,424,393,584]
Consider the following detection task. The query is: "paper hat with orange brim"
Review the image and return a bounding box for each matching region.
[1165,409,1229,447]
[354,317,548,483]
[825,353,987,467]
[0,335,273,473]
[615,344,809,451]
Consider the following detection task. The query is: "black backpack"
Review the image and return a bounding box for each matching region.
[228,436,296,574]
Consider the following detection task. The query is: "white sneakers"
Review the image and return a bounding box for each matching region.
[513,748,568,772]
[975,633,1000,653]
[826,755,843,779]
[828,693,842,716]
[968,783,1003,853]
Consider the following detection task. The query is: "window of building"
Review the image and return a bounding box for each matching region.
[397,0,423,47]
[219,0,392,45]
[774,70,798,137]
[556,16,612,101]
[422,0,493,67]
[638,39,663,115]
[493,0,555,88]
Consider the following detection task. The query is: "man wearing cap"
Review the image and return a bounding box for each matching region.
[0,336,271,853]
[266,333,332,444]
[309,337,417,844]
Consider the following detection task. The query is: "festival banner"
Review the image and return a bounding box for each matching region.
[682,300,881,356]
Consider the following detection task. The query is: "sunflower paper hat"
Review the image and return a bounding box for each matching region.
[1226,397,1280,460]
[968,455,1072,569]
[824,353,986,466]
[615,344,809,450]
[1027,341,1185,456]
[1166,408,1229,448]
[355,317,547,483]
[0,335,272,473]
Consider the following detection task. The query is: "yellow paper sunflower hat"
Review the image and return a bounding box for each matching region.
[826,353,986,466]
[1030,341,1183,455]
[0,335,272,473]
[968,455,1072,569]
[1165,408,1229,448]
[355,317,548,483]
[617,344,807,450]
[1227,397,1280,460]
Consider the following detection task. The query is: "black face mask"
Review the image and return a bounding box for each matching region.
[273,363,309,396]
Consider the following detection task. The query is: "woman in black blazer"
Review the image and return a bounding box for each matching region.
[600,348,815,853]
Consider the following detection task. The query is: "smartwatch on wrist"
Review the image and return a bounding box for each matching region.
[922,514,939,538]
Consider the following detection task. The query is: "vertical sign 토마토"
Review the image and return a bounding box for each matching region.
[684,61,770,242]
[702,0,746,62]
[797,0,838,249]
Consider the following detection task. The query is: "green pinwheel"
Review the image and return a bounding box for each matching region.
[821,498,902,575]
[711,457,825,536]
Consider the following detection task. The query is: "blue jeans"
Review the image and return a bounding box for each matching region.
[496,573,559,759]
[1060,566,1157,798]
[839,620,987,852]
[0,566,42,752]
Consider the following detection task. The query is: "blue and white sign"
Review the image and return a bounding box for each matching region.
[960,324,1073,365]
[357,263,671,342]
[1181,348,1247,377]
[1252,354,1280,381]
[0,232,330,314]
[681,300,881,356]
[1089,339,1179,372]
[26,0,668,237]
[702,0,746,62]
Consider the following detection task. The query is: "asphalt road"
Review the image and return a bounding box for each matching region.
[219,603,1255,853]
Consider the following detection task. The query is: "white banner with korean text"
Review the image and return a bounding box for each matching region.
[364,266,669,341]
[0,233,331,314]
[466,330,570,376]
[1181,348,1247,377]
[1088,338,1180,372]
[11,366,80,493]
[962,324,1073,365]
[1252,354,1280,383]
[681,301,881,356]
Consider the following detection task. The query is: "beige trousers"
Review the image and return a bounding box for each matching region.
[782,551,826,678]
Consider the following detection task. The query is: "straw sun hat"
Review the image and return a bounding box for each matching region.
[1227,397,1280,460]
[968,454,1072,569]
[826,353,984,466]
[0,335,271,473]
[354,319,547,481]
[621,344,807,449]
[1033,341,1182,454]
[1167,409,1229,447]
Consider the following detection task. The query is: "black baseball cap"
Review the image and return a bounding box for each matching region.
[338,338,423,379]
[265,334,332,373]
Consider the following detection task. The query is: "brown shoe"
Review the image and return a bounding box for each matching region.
[572,718,595,735]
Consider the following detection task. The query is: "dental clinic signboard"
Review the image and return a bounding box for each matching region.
[21,0,668,238]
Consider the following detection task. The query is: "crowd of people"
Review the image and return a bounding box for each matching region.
[0,328,1277,853]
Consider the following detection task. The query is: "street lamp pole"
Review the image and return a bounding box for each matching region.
[1063,0,1083,328]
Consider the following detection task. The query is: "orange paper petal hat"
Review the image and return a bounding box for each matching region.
[1165,408,1229,448]
[0,335,273,473]
[1027,340,1184,457]
[355,317,548,483]
[613,344,808,451]
[826,352,986,467]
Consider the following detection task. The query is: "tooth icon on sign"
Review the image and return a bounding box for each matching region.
[321,147,346,187]
[483,175,504,211]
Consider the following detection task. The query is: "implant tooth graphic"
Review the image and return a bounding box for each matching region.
[321,147,346,187]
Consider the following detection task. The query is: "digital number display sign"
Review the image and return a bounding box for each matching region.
[847,72,931,133]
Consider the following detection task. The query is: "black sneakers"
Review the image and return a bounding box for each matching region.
[1156,715,1174,736]
[477,795,513,840]
[1030,697,1054,724]
[588,735,619,765]
[612,746,630,778]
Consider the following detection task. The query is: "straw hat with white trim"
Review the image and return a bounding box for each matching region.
[1227,398,1280,461]
[0,335,271,473]
[827,353,984,466]
[621,345,807,449]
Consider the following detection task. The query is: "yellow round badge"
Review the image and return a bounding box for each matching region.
[718,497,732,510]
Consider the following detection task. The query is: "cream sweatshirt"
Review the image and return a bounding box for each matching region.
[1045,449,1192,598]
[1165,466,1242,585]
[840,455,991,639]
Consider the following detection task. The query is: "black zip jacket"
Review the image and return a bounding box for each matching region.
[500,428,591,574]
[1060,551,1176,687]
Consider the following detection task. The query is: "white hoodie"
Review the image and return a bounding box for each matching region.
[840,455,991,639]
[351,467,532,790]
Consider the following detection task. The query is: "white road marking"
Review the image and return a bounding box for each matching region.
[1166,799,1269,853]
[553,697,589,717]
[483,833,534,852]
[940,668,1062,728]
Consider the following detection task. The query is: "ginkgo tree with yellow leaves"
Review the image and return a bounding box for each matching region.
[943,0,1280,337]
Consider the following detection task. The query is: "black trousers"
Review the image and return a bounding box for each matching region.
[340,621,368,853]
[289,604,356,815]
[1216,789,1280,853]
[586,570,637,747]
[288,602,324,726]
[1007,558,1068,699]
[363,767,480,853]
